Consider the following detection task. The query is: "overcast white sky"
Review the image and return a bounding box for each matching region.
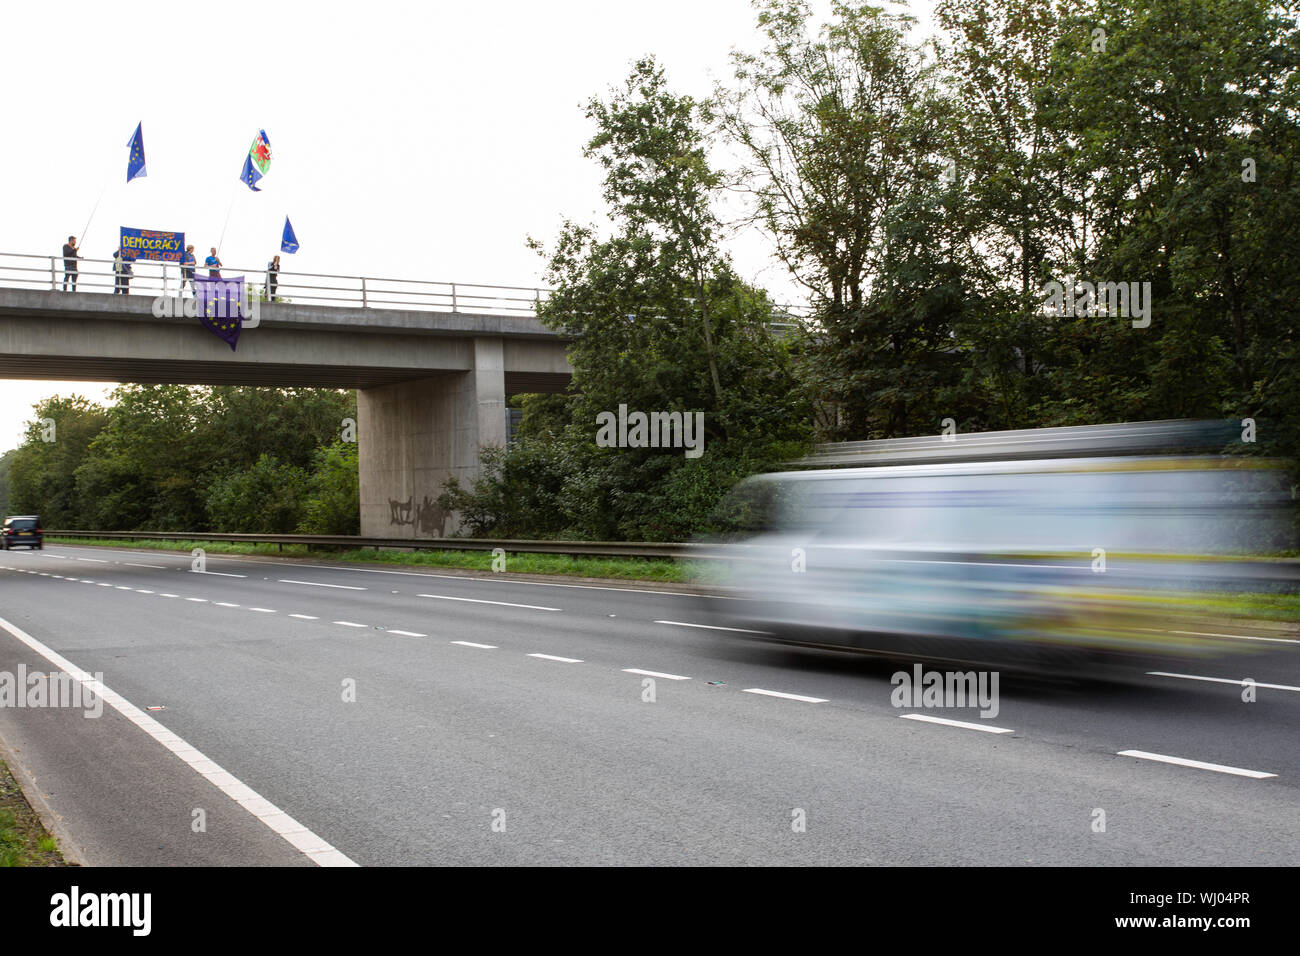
[0,0,935,451]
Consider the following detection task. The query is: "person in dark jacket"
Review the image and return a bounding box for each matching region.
[61,236,79,291]
[267,254,280,298]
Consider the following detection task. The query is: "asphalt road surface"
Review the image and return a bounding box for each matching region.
[0,543,1296,866]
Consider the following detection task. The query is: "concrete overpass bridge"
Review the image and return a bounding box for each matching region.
[0,252,573,538]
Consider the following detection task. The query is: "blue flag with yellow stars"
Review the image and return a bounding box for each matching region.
[281,216,299,254]
[194,275,247,351]
[127,123,146,182]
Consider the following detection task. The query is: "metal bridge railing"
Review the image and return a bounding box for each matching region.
[0,250,810,326]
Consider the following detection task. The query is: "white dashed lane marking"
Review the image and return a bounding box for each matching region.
[1148,671,1300,692]
[623,668,691,680]
[332,621,368,628]
[899,713,1013,734]
[289,614,318,620]
[742,688,828,704]
[387,630,426,638]
[452,641,497,649]
[1118,750,1277,779]
[655,620,771,635]
[418,594,561,612]
[279,579,367,591]
[528,653,583,663]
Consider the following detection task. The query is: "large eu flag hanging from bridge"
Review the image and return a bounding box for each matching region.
[194,275,247,351]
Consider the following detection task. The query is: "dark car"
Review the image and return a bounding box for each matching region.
[1,516,42,550]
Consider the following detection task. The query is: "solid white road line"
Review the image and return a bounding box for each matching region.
[0,615,357,866]
[656,620,771,635]
[1148,671,1300,693]
[742,688,828,703]
[1117,750,1277,779]
[387,630,426,638]
[279,579,367,591]
[528,653,583,663]
[623,668,691,680]
[1170,629,1300,646]
[451,640,497,649]
[899,713,1014,734]
[418,594,561,612]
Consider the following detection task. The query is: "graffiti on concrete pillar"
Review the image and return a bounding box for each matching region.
[388,494,448,536]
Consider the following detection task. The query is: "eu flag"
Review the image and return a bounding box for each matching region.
[281,216,299,254]
[195,275,247,351]
[127,123,146,182]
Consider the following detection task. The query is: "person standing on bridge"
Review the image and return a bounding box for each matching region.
[205,247,222,278]
[112,250,132,294]
[266,254,280,299]
[61,236,79,291]
[180,245,197,295]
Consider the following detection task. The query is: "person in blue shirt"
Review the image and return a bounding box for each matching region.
[204,247,222,278]
[180,245,197,294]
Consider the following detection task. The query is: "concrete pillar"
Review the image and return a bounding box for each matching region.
[358,336,506,538]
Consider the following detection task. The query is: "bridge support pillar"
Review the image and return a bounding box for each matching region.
[357,336,506,538]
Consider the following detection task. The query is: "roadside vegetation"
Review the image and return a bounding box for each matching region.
[0,759,68,867]
[45,536,692,584]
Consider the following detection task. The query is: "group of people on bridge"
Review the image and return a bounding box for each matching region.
[59,236,281,297]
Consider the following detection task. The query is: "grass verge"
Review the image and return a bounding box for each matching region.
[0,758,68,866]
[46,536,691,584]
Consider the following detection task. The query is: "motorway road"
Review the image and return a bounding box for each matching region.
[0,543,1296,866]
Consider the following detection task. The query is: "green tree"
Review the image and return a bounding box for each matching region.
[8,396,110,527]
[298,441,361,535]
[449,57,811,540]
[724,0,975,439]
[205,453,308,533]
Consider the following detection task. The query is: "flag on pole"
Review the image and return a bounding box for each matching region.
[127,123,146,182]
[240,130,272,191]
[281,217,299,254]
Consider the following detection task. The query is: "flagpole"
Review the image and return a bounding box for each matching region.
[78,179,110,250]
[216,187,238,257]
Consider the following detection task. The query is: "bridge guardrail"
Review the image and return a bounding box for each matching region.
[0,251,810,325]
